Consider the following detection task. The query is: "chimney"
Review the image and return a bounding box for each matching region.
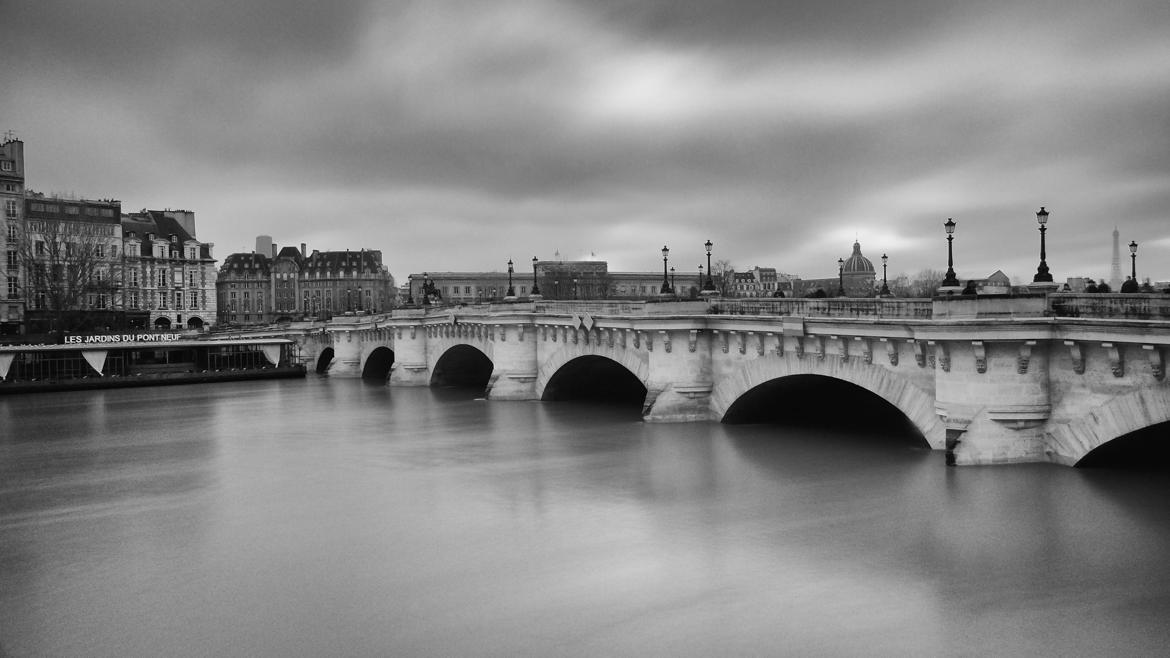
[271,244,277,258]
[301,242,307,258]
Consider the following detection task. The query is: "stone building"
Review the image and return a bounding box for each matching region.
[1,137,25,334]
[217,243,395,325]
[121,209,218,330]
[792,241,878,297]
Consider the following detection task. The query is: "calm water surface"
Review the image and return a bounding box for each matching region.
[2,378,1169,656]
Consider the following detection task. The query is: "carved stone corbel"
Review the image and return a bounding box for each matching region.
[607,328,615,348]
[1064,340,1083,374]
[644,331,653,352]
[884,338,899,366]
[1103,342,1123,377]
[767,332,779,355]
[410,326,417,340]
[814,336,825,361]
[689,330,699,353]
[911,340,924,368]
[1143,345,1164,381]
[934,342,949,372]
[633,330,640,349]
[718,331,729,354]
[737,332,746,355]
[1017,341,1035,374]
[972,341,986,373]
[659,330,671,353]
[794,337,804,358]
[757,333,766,356]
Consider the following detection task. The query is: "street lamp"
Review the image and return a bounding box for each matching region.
[837,258,845,297]
[941,218,960,288]
[880,253,890,296]
[530,257,541,297]
[670,266,676,294]
[421,272,430,306]
[406,276,415,305]
[1130,240,1138,281]
[703,240,715,293]
[506,259,515,298]
[1033,206,1052,283]
[660,245,671,294]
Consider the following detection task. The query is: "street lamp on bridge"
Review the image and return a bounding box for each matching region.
[530,257,541,298]
[941,218,960,289]
[506,259,516,299]
[1033,206,1053,283]
[660,245,672,294]
[702,240,715,294]
[670,266,675,294]
[880,253,890,296]
[837,258,845,297]
[1130,240,1139,282]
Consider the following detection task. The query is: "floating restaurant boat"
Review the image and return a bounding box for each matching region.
[0,333,305,394]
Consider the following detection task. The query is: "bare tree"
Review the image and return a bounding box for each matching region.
[16,217,120,334]
[891,269,946,297]
[711,259,735,296]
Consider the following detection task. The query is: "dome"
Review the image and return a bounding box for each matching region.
[841,241,875,274]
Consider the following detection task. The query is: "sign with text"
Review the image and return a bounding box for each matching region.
[64,333,183,345]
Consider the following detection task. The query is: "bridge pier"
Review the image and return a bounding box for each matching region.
[486,323,539,400]
[389,323,429,386]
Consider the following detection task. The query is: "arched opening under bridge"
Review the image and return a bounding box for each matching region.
[1076,421,1170,471]
[723,374,928,449]
[315,348,335,374]
[542,355,647,408]
[430,345,493,390]
[362,347,395,381]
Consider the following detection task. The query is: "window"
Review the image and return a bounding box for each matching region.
[35,240,44,255]
[159,293,167,310]
[6,224,15,242]
[7,276,19,299]
[1,161,12,171]
[5,250,15,271]
[95,244,104,258]
[189,271,197,287]
[65,206,79,215]
[96,294,107,309]
[128,269,139,287]
[175,291,183,309]
[158,270,167,287]
[4,200,16,218]
[128,290,139,308]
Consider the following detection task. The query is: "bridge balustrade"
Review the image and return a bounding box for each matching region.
[710,298,934,319]
[1048,293,1170,320]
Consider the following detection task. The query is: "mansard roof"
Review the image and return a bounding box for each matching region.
[220,252,272,275]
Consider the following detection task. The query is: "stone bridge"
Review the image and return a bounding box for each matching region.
[273,294,1170,467]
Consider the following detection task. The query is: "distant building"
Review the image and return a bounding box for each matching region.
[1,137,25,334]
[121,209,218,330]
[791,241,877,297]
[407,261,706,303]
[217,241,395,325]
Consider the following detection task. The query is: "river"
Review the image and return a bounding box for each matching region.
[2,378,1169,656]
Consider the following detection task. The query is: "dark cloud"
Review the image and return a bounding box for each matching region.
[4,0,1169,283]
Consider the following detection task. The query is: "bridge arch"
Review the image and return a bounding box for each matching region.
[361,346,395,381]
[431,343,494,389]
[1047,387,1170,465]
[542,355,648,405]
[712,355,944,448]
[536,342,650,402]
[315,347,335,374]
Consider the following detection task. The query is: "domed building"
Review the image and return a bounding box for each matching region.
[840,240,876,297]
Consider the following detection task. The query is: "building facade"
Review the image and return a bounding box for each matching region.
[1,137,25,334]
[217,243,395,325]
[121,210,218,330]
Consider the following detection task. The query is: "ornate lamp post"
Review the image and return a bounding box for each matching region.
[837,258,845,296]
[506,259,515,298]
[573,278,578,300]
[660,245,671,294]
[406,276,414,305]
[1033,206,1052,283]
[530,257,541,297]
[421,272,430,306]
[1130,240,1138,281]
[670,266,676,294]
[880,253,890,296]
[702,240,715,293]
[357,286,363,311]
[941,218,960,288]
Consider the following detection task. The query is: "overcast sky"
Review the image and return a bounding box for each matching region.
[6,0,1169,285]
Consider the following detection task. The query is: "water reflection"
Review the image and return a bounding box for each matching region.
[2,378,1169,656]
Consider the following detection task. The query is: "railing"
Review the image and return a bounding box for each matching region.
[709,298,934,319]
[1048,293,1170,320]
